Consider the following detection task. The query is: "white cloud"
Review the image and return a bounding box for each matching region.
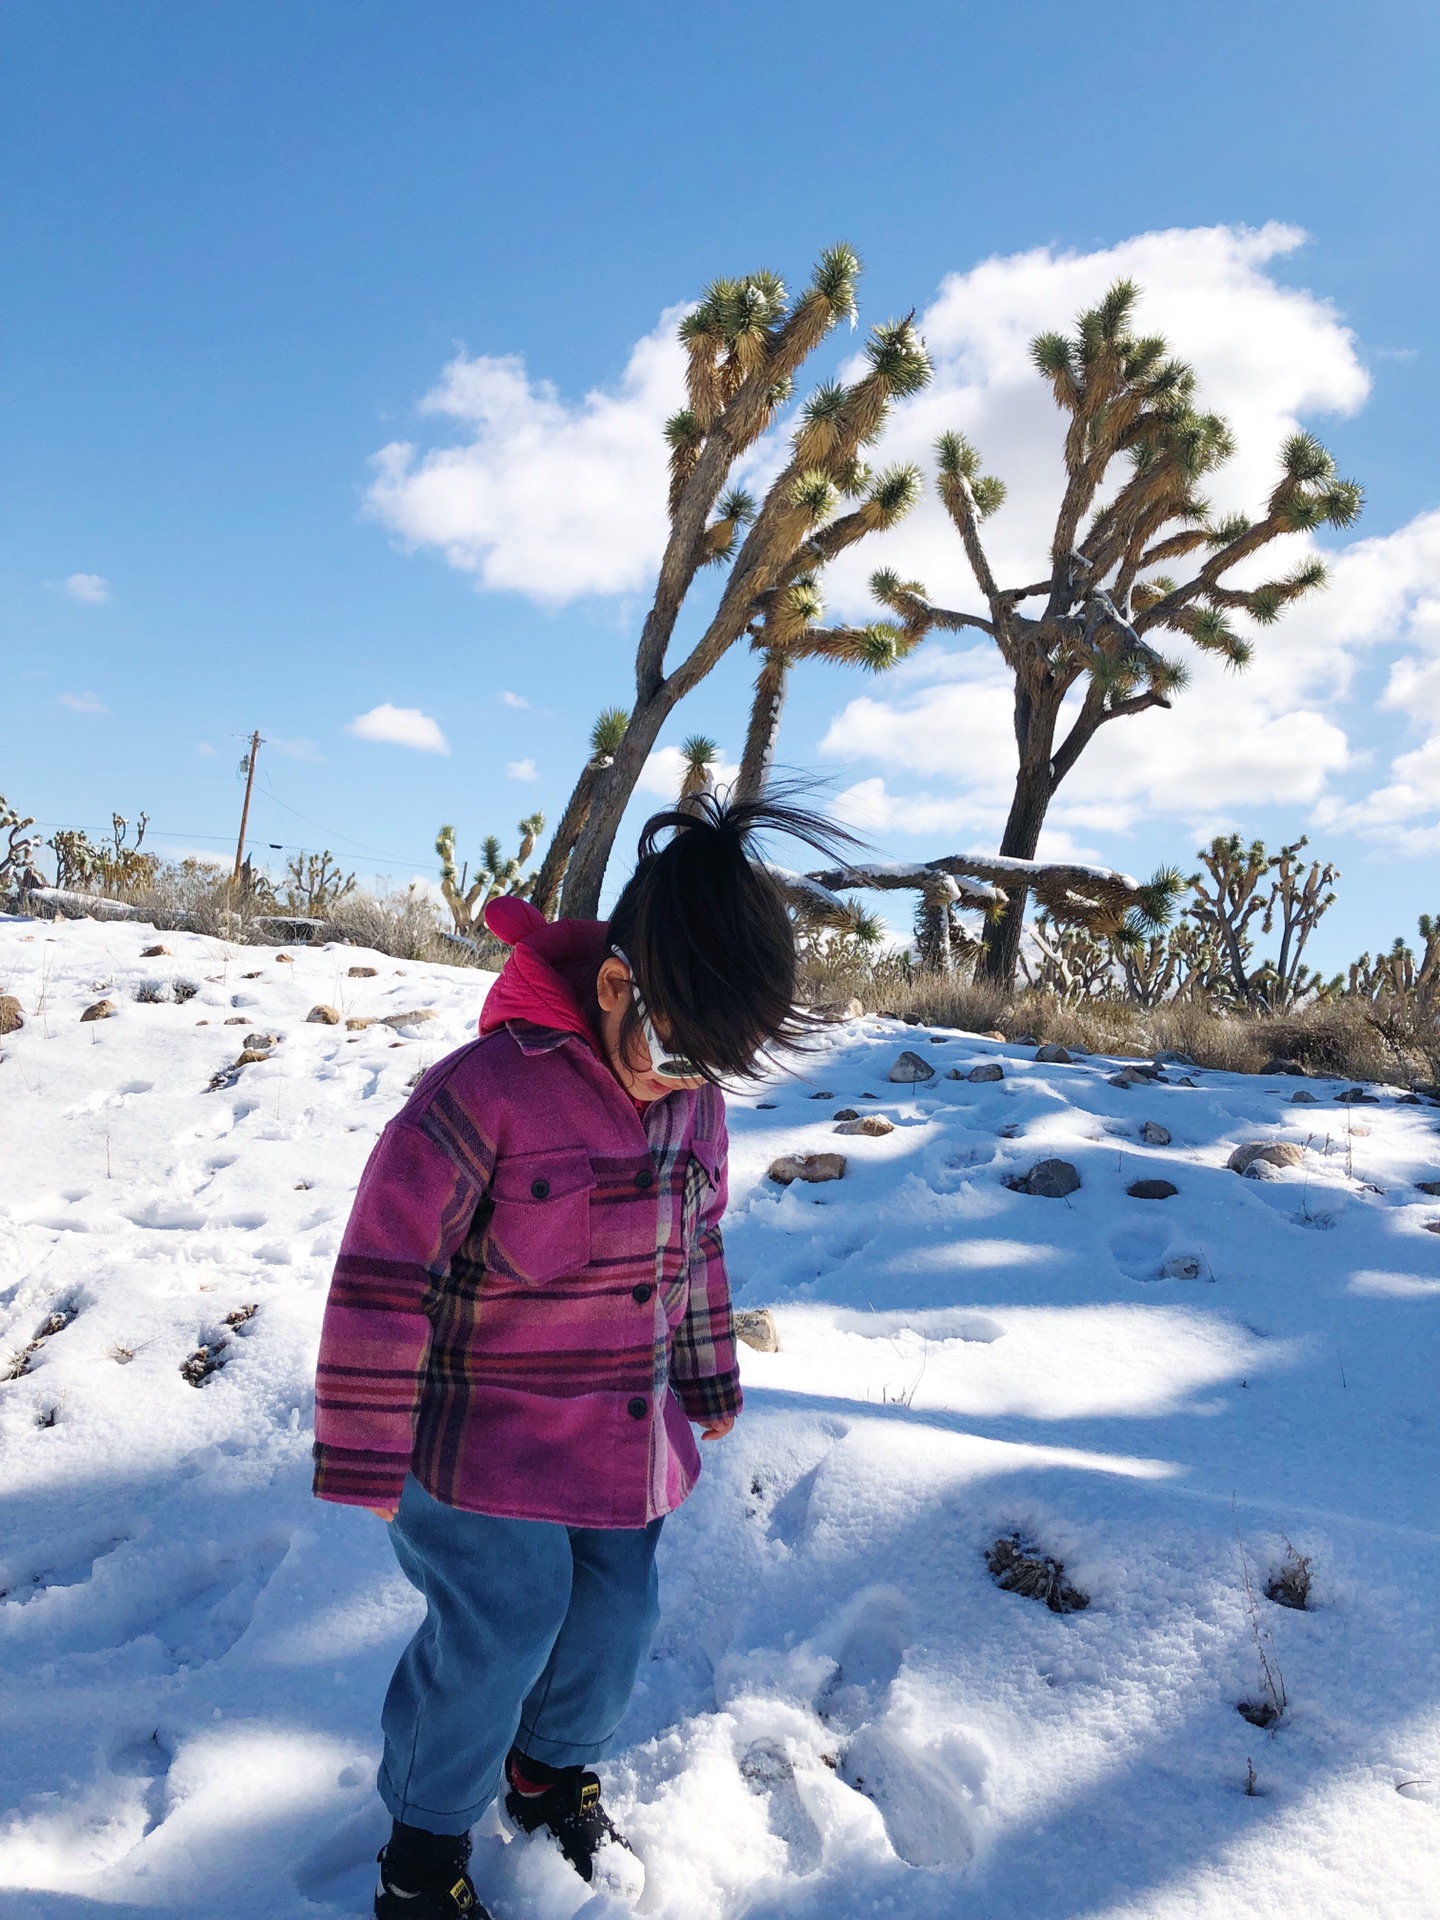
[359,224,1440,861]
[500,690,529,709]
[506,758,538,781]
[364,311,686,604]
[196,742,216,757]
[637,744,742,801]
[348,704,450,755]
[64,572,111,604]
[59,690,108,713]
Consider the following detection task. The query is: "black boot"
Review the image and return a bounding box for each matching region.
[503,1751,638,1888]
[375,1821,489,1919]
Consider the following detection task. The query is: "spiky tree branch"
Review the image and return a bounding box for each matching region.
[550,252,931,915]
[900,280,1361,983]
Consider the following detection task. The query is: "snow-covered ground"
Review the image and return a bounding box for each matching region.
[1,915,1438,1920]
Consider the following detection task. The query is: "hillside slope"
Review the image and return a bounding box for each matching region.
[1,915,1437,1919]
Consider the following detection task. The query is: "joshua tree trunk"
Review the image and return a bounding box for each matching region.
[560,698,673,916]
[736,650,790,801]
[530,764,605,920]
[980,687,1061,982]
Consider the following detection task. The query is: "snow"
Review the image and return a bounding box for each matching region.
[2,913,1438,1919]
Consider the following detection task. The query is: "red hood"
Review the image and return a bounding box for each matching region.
[478,897,608,1050]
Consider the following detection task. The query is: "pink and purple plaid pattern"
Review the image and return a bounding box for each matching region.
[312,1019,740,1527]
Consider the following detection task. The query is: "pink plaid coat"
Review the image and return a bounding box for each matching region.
[312,998,740,1528]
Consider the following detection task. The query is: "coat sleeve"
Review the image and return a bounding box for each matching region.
[669,1109,743,1424]
[312,1095,492,1509]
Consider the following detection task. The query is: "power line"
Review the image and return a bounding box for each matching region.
[24,815,438,871]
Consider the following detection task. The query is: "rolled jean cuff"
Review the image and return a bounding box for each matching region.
[377,1761,491,1835]
[513,1721,620,1768]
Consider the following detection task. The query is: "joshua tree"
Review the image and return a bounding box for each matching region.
[677,734,720,807]
[437,813,545,938]
[548,245,930,916]
[530,710,627,917]
[734,562,926,800]
[889,279,1362,984]
[283,849,356,918]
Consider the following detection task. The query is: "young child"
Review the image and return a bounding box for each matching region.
[312,792,839,1920]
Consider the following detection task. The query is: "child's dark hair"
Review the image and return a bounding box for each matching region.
[606,788,859,1083]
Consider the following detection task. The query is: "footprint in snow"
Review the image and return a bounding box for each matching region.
[739,1739,822,1874]
[815,1586,911,1727]
[1109,1220,1171,1282]
[838,1719,990,1869]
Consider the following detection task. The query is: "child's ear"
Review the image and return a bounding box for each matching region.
[595,956,631,1013]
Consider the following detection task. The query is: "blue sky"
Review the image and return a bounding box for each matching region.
[4,0,1439,971]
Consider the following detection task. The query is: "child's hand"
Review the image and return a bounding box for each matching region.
[368,1505,399,1522]
[698,1417,735,1442]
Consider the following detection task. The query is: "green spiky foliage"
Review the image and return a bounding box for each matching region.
[897,279,1362,985]
[546,246,932,917]
[734,520,926,801]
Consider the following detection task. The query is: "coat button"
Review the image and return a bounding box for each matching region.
[632,1283,653,1305]
[635,1168,654,1190]
[627,1396,648,1420]
[530,1178,551,1199]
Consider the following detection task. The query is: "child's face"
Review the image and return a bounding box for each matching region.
[594,956,706,1102]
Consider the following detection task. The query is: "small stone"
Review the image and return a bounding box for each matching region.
[1015,1158,1081,1199]
[1425,1222,1440,1235]
[888,1049,936,1083]
[967,1062,1005,1083]
[1414,1180,1440,1196]
[1128,1178,1178,1200]
[982,1030,1007,1041]
[224,1016,249,1025]
[243,1033,279,1051]
[1243,1159,1279,1180]
[140,943,171,958]
[733,1308,779,1353]
[1140,1121,1171,1146]
[846,998,864,1018]
[0,995,22,1035]
[1291,1089,1318,1104]
[1175,1075,1198,1087]
[833,1108,860,1121]
[307,1004,342,1025]
[1336,1086,1379,1105]
[382,1008,437,1029]
[80,999,116,1022]
[930,1035,952,1045]
[1108,1065,1164,1089]
[348,965,378,978]
[1153,1050,1194,1066]
[275,953,294,964]
[346,1016,377,1031]
[835,1114,895,1137]
[234,1048,271,1067]
[809,1091,835,1100]
[1260,1057,1308,1076]
[1035,1043,1072,1064]
[1228,1141,1306,1175]
[767,1152,846,1186]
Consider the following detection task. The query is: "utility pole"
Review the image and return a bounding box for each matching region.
[232,731,262,886]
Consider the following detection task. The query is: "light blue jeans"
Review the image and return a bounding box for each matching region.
[378,1474,663,1833]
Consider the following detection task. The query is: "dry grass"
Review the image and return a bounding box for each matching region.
[863,975,1415,1087]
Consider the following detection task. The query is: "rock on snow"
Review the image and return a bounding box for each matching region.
[1,915,1439,1918]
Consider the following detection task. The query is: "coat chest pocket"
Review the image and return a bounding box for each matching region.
[483,1148,595,1284]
